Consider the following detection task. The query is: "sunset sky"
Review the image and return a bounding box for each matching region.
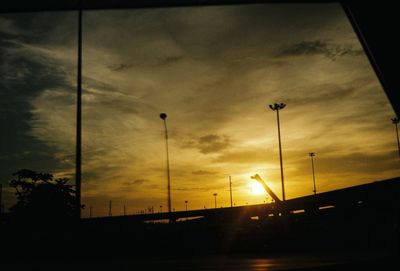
[1,3,399,217]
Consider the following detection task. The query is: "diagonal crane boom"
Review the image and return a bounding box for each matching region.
[251,174,282,203]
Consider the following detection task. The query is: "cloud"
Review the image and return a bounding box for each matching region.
[107,63,133,71]
[122,179,148,186]
[192,170,217,175]
[0,18,76,186]
[106,55,184,72]
[215,149,270,164]
[277,40,363,60]
[0,17,23,36]
[3,5,399,215]
[196,134,231,154]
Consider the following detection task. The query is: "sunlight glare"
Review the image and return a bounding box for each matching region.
[250,181,265,195]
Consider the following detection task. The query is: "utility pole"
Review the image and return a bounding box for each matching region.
[75,4,83,221]
[213,193,218,208]
[391,117,400,159]
[309,152,317,195]
[269,103,286,201]
[229,176,233,207]
[184,200,188,211]
[160,113,172,214]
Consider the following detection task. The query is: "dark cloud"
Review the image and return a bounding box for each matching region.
[123,179,148,186]
[0,23,75,184]
[318,151,399,175]
[107,63,133,71]
[197,134,231,154]
[158,55,183,65]
[279,40,327,56]
[82,79,148,115]
[180,135,232,154]
[192,170,217,176]
[107,55,183,72]
[285,82,356,106]
[172,182,226,192]
[277,40,363,60]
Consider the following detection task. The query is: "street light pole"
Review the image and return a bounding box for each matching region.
[160,113,172,214]
[269,103,286,201]
[75,5,83,221]
[185,200,188,211]
[309,152,317,195]
[391,117,400,159]
[213,193,218,208]
[229,176,233,208]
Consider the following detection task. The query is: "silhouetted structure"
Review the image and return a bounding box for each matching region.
[72,177,400,260]
[160,113,172,214]
[75,8,82,221]
[251,174,281,203]
[213,193,218,208]
[269,103,287,201]
[309,152,317,195]
[229,176,233,208]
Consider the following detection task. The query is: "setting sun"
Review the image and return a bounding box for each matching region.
[250,181,265,195]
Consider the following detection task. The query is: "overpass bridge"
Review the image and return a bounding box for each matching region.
[83,176,400,224]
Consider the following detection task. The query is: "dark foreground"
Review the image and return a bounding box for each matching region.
[1,249,398,271]
[1,178,399,270]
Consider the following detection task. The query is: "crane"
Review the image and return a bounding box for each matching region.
[251,174,282,203]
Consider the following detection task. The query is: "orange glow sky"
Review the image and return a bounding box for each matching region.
[1,4,399,217]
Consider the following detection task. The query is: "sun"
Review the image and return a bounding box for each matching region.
[250,181,265,195]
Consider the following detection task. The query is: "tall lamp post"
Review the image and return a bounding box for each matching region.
[160,113,172,214]
[184,200,188,211]
[213,193,218,208]
[229,176,233,208]
[309,152,317,195]
[269,103,286,201]
[391,117,400,159]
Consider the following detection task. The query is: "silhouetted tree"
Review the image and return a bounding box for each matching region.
[9,169,79,226]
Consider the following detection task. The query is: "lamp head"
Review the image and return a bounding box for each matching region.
[268,103,286,111]
[160,113,167,120]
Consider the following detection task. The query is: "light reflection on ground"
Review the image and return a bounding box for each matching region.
[3,250,395,271]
